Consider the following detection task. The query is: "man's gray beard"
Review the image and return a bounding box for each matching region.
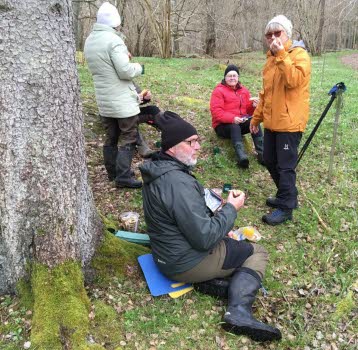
[176,153,197,168]
[185,158,197,167]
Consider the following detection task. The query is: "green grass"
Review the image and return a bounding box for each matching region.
[83,52,356,349]
[1,51,356,349]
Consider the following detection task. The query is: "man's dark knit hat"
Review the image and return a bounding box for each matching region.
[156,111,198,151]
[224,64,240,77]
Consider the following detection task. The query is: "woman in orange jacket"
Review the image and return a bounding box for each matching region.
[250,15,311,225]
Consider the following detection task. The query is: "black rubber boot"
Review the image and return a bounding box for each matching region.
[103,146,118,181]
[222,269,282,342]
[193,278,230,299]
[115,144,142,189]
[253,136,265,165]
[137,132,155,158]
[234,142,249,168]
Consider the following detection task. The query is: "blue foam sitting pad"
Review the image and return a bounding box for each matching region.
[138,254,191,296]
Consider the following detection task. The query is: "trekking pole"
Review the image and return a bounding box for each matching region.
[297,82,346,167]
[328,86,345,182]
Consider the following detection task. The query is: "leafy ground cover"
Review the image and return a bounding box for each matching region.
[1,51,357,350]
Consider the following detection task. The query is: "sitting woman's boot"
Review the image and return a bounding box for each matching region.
[234,142,249,168]
[252,136,265,165]
[222,268,282,342]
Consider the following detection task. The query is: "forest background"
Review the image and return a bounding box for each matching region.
[73,0,358,58]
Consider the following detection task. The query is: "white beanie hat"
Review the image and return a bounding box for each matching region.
[97,2,121,28]
[266,15,292,38]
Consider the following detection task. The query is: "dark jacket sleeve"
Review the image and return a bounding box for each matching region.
[168,178,237,252]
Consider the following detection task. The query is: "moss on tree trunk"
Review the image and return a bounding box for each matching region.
[19,230,148,348]
[30,261,92,349]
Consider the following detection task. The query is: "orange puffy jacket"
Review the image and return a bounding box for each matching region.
[251,40,311,132]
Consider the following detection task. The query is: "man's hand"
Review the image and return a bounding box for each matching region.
[227,190,245,211]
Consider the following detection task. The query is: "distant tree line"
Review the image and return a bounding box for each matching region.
[73,0,358,57]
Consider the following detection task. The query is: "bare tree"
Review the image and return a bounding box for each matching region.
[316,0,326,55]
[141,0,172,58]
[205,0,216,56]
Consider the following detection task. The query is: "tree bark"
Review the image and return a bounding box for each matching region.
[72,0,83,51]
[0,0,102,294]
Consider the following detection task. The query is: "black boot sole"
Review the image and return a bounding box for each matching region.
[116,183,142,189]
[222,322,282,342]
[262,215,292,226]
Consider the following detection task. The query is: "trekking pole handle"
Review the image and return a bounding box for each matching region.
[328,82,346,96]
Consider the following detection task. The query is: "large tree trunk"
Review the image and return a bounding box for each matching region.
[0,0,102,294]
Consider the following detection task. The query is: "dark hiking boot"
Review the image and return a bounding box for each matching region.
[193,278,230,299]
[234,142,249,168]
[222,269,281,342]
[252,136,265,165]
[262,209,292,226]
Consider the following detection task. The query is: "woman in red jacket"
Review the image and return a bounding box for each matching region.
[210,65,264,168]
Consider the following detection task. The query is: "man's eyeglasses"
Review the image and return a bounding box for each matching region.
[226,74,239,78]
[265,30,283,39]
[183,139,200,147]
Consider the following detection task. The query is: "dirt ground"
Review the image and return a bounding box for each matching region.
[341,53,358,70]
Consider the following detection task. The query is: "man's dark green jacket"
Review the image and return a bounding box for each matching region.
[139,153,237,277]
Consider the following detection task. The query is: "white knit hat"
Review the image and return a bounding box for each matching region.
[97,2,121,28]
[266,15,292,38]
